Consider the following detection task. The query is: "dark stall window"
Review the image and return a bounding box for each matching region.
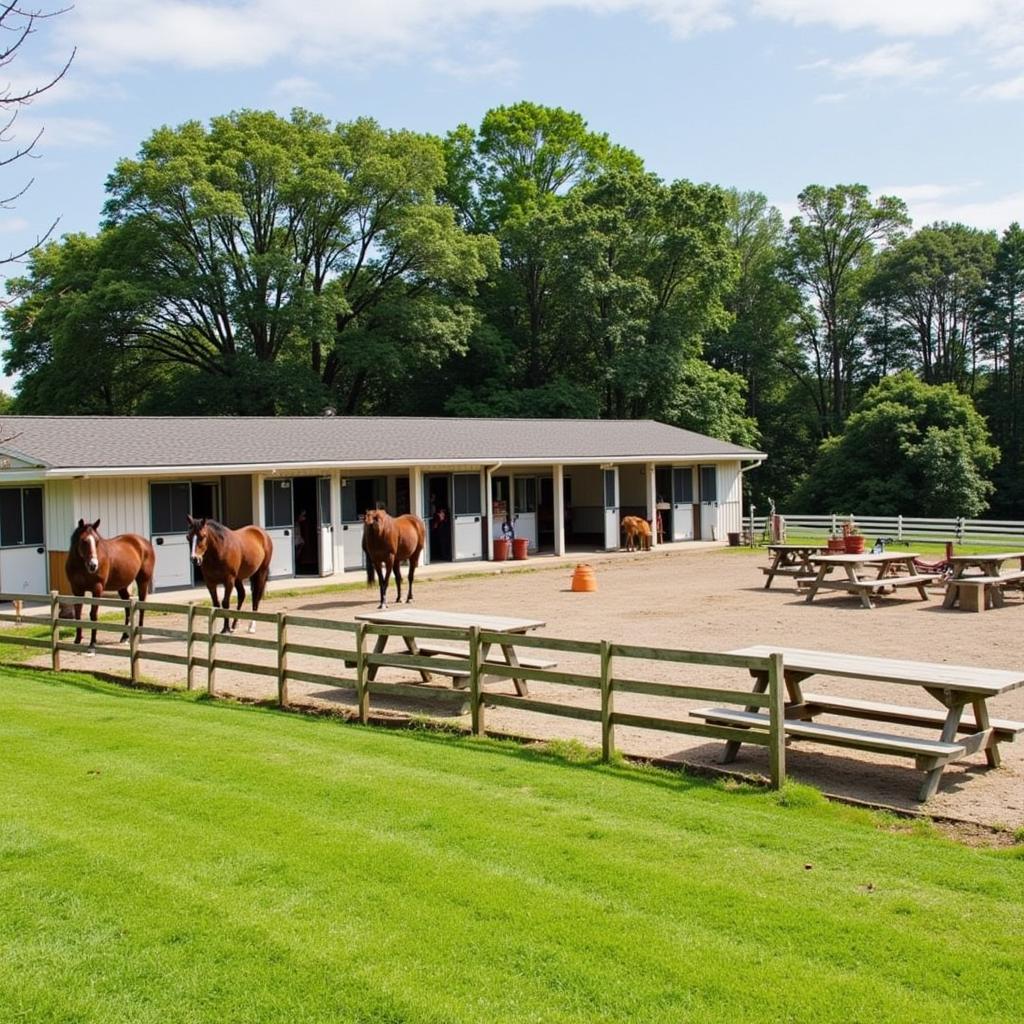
[151,482,191,535]
[264,479,293,528]
[672,468,693,503]
[700,466,718,502]
[0,487,43,547]
[453,474,481,515]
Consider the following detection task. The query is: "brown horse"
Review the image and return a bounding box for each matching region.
[363,510,425,609]
[186,516,273,633]
[65,519,156,654]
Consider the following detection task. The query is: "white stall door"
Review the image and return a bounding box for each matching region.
[700,502,718,541]
[266,528,295,578]
[672,503,694,541]
[0,546,47,596]
[603,468,620,550]
[341,523,365,571]
[151,535,192,590]
[318,477,334,576]
[453,515,482,560]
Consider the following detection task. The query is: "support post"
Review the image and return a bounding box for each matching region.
[600,640,614,762]
[49,590,61,672]
[469,625,483,735]
[645,463,658,548]
[410,469,426,564]
[355,622,368,724]
[552,464,565,557]
[185,602,198,690]
[128,598,140,684]
[277,611,288,707]
[207,609,217,696]
[767,652,786,789]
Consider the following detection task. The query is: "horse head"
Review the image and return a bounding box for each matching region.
[363,508,389,542]
[186,514,209,566]
[73,518,103,574]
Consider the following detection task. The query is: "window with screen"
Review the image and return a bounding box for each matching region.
[673,468,693,503]
[264,479,293,528]
[453,474,481,515]
[515,477,537,513]
[151,482,191,535]
[0,487,44,547]
[700,466,717,502]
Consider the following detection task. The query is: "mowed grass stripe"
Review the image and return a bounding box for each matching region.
[0,669,1021,1024]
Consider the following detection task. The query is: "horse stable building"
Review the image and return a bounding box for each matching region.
[0,416,765,594]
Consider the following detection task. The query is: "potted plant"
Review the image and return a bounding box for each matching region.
[827,528,846,553]
[843,517,865,554]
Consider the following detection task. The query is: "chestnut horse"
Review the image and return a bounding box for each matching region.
[65,519,156,653]
[363,510,425,609]
[186,516,273,633]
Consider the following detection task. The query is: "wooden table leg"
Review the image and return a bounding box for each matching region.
[943,568,965,608]
[403,635,434,683]
[906,559,930,601]
[804,564,829,604]
[972,698,1001,768]
[499,643,529,697]
[366,633,388,682]
[764,551,782,589]
[919,703,965,801]
[848,565,873,609]
[722,670,770,763]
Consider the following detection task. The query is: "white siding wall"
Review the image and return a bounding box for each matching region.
[44,479,74,549]
[73,477,150,537]
[716,461,743,537]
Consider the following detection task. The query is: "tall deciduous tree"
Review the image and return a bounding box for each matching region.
[785,184,910,435]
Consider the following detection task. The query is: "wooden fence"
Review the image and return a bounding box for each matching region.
[0,591,787,788]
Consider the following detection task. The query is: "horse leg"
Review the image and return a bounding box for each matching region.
[73,592,84,646]
[222,578,235,634]
[393,560,403,604]
[135,573,149,642]
[407,552,420,604]
[118,588,131,643]
[375,561,388,610]
[250,567,269,633]
[88,587,101,654]
[235,579,254,634]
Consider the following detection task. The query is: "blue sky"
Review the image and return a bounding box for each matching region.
[2,0,1023,271]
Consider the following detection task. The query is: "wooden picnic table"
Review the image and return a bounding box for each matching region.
[802,551,942,609]
[943,551,1024,612]
[354,608,549,696]
[694,645,1024,801]
[761,544,830,589]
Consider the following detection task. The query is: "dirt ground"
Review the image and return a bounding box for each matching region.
[24,545,1024,829]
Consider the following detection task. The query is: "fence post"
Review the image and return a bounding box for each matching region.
[128,598,140,684]
[355,622,368,724]
[49,590,61,672]
[767,652,786,790]
[830,513,837,538]
[277,612,288,707]
[956,517,965,543]
[469,625,483,736]
[185,602,198,690]
[207,608,217,696]
[600,640,614,762]
[896,514,903,543]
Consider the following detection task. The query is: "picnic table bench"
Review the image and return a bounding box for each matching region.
[691,646,1024,801]
[800,552,942,609]
[943,552,1024,612]
[761,544,830,589]
[354,608,549,696]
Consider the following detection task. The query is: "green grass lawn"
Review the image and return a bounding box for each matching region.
[1,669,1022,1024]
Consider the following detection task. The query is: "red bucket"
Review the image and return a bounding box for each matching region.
[511,538,529,560]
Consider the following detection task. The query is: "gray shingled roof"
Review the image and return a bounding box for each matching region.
[0,416,764,471]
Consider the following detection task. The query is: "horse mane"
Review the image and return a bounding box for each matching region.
[195,518,230,539]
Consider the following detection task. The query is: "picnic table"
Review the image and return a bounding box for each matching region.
[353,608,550,696]
[761,544,830,589]
[692,645,1024,800]
[943,551,1024,612]
[801,552,942,609]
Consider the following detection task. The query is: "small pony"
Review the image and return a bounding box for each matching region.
[363,509,425,609]
[621,516,652,552]
[65,519,156,653]
[186,516,273,633]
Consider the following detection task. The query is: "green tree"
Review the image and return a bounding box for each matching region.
[790,371,998,516]
[785,184,910,435]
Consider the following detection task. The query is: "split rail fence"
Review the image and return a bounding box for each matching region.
[0,591,787,788]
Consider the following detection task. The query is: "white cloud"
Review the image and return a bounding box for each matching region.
[878,183,1024,231]
[973,74,1024,99]
[431,56,520,80]
[752,1,1006,38]
[0,217,31,235]
[62,1,734,72]
[13,116,113,148]
[271,76,329,105]
[824,43,945,81]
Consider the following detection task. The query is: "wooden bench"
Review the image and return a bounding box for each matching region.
[945,570,1024,612]
[691,707,967,769]
[797,693,1024,743]
[416,641,556,670]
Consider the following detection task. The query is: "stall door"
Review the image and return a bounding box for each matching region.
[0,487,46,596]
[150,482,193,589]
[452,473,482,560]
[263,479,295,578]
[672,467,695,541]
[603,469,619,550]
[317,477,333,576]
[340,477,386,571]
[699,465,718,541]
[514,477,538,551]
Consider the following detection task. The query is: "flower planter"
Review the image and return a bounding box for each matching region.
[844,535,865,554]
[727,532,741,547]
[827,538,846,553]
[511,538,530,560]
[492,538,510,562]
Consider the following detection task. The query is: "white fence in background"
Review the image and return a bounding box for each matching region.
[748,513,1024,548]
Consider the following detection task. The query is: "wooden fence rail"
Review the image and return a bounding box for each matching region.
[0,591,788,788]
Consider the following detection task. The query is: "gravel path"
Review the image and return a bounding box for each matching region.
[26,546,1024,828]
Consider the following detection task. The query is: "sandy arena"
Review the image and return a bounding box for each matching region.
[23,545,1024,829]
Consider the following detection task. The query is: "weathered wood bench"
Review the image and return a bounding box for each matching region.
[944,570,1024,612]
[416,641,557,671]
[691,707,967,770]
[796,692,1024,743]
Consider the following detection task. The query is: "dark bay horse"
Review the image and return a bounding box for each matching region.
[65,519,156,654]
[186,516,273,633]
[363,510,425,609]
